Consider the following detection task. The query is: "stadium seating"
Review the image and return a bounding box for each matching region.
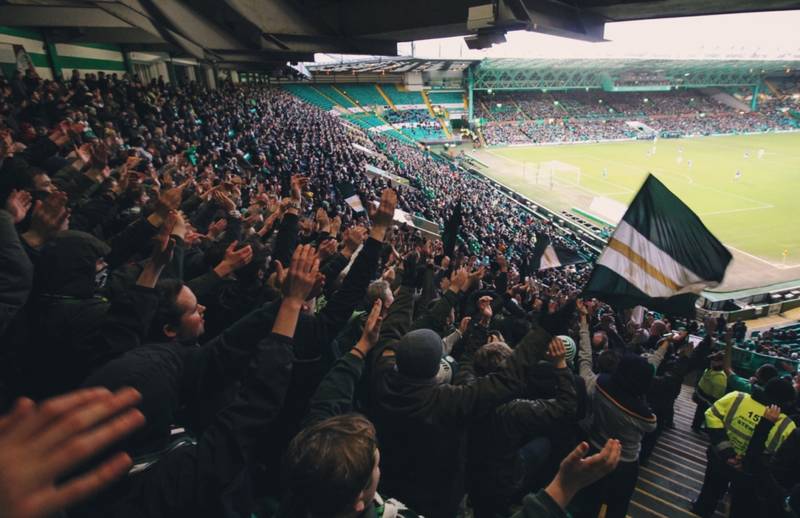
[401,126,446,140]
[477,89,798,145]
[313,84,356,107]
[338,84,388,107]
[428,90,463,105]
[341,112,385,130]
[385,85,424,105]
[281,84,337,110]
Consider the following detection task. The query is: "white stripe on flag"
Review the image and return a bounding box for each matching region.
[345,194,365,212]
[597,220,710,298]
[539,245,562,270]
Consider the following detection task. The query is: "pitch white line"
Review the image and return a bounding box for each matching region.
[698,205,775,217]
[727,245,800,270]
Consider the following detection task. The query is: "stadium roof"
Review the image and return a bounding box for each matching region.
[477,58,800,73]
[472,58,800,90]
[307,58,476,74]
[1,1,799,70]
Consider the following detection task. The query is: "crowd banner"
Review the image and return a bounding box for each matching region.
[352,142,378,156]
[364,164,411,187]
[370,201,440,238]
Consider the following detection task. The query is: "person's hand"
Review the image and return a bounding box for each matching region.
[4,190,32,224]
[290,175,308,202]
[0,388,145,518]
[124,154,141,171]
[152,183,185,223]
[330,215,342,237]
[48,125,70,147]
[243,210,263,228]
[282,244,320,303]
[207,218,227,239]
[458,316,472,335]
[212,190,236,212]
[306,272,326,301]
[169,210,188,241]
[184,230,208,247]
[545,336,568,369]
[258,211,280,237]
[763,404,781,423]
[545,439,621,510]
[74,143,92,165]
[354,299,384,357]
[465,266,486,292]
[315,208,330,233]
[137,212,176,288]
[317,238,338,262]
[370,188,397,242]
[381,266,396,284]
[150,212,176,269]
[111,170,130,196]
[478,295,493,326]
[88,141,109,169]
[21,192,69,248]
[448,267,468,293]
[576,299,589,319]
[214,241,253,278]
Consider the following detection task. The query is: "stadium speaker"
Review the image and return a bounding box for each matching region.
[464,29,507,49]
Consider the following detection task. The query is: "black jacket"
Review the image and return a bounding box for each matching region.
[368,285,553,518]
[71,334,294,518]
[466,364,578,510]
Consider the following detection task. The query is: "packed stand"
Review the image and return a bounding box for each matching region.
[478,89,797,145]
[2,69,800,518]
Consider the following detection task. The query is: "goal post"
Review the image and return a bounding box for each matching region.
[533,160,581,188]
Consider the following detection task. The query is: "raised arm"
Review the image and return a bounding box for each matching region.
[304,299,383,427]
[576,300,597,392]
[497,338,578,435]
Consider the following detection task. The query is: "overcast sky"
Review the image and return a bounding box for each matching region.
[315,11,800,63]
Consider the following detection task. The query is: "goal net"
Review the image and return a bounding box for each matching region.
[522,160,581,188]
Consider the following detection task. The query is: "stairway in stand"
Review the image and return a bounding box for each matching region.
[628,385,726,518]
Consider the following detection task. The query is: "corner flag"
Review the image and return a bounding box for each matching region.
[582,174,732,315]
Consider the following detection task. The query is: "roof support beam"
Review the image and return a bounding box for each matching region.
[0,6,130,27]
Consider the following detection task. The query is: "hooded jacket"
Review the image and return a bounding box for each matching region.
[466,362,578,512]
[369,285,554,518]
[578,324,657,463]
[11,230,157,399]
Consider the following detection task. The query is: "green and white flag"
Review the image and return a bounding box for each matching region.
[583,174,732,315]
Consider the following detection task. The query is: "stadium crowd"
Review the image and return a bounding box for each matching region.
[1,68,800,518]
[477,90,797,145]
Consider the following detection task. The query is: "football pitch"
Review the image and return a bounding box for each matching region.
[477,132,800,266]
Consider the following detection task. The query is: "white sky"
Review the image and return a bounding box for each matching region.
[315,11,800,63]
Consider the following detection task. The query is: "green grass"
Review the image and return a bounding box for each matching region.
[484,132,800,264]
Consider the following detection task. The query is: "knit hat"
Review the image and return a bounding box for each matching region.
[557,335,577,364]
[611,354,654,396]
[396,329,444,379]
[764,377,796,407]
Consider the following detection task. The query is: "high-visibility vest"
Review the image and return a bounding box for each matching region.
[697,369,727,402]
[705,391,796,456]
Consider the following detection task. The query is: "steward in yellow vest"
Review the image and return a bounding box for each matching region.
[692,377,797,518]
[691,350,727,431]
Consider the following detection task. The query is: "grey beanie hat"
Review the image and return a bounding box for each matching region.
[396,329,444,379]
